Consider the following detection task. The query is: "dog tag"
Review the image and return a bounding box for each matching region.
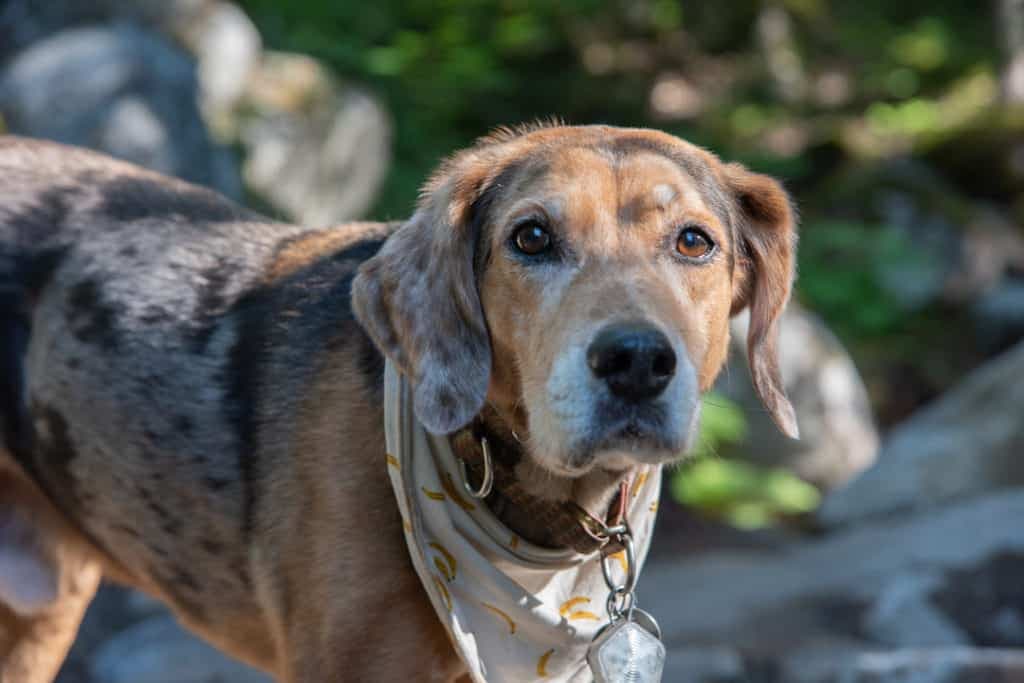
[587,608,665,683]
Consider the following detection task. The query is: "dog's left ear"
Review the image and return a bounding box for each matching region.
[352,151,501,434]
[723,163,800,439]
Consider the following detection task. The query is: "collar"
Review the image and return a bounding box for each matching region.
[450,421,629,555]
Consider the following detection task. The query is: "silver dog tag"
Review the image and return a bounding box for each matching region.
[587,608,665,683]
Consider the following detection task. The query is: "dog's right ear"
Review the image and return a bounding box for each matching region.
[352,150,509,435]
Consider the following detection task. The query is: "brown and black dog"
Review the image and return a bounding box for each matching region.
[0,124,797,682]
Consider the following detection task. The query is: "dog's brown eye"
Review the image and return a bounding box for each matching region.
[676,227,714,260]
[512,222,552,256]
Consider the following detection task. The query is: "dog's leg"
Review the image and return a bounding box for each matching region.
[0,470,101,683]
[280,593,466,683]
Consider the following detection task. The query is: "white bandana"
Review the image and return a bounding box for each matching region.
[383,361,661,683]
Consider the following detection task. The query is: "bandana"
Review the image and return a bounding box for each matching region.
[383,361,661,682]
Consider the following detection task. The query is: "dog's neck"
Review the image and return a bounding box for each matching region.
[450,411,632,552]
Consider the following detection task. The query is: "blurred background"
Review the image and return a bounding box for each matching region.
[2,1,1023,681]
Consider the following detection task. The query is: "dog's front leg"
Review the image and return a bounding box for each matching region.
[274,578,466,683]
[0,471,102,683]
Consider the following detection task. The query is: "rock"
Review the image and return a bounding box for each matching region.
[173,1,262,116]
[644,490,1024,661]
[819,340,1024,528]
[862,574,968,648]
[718,304,878,490]
[236,51,392,225]
[835,648,1024,683]
[661,645,746,682]
[945,208,1024,305]
[0,24,241,198]
[90,613,271,683]
[56,585,175,683]
[0,1,99,61]
[972,276,1024,355]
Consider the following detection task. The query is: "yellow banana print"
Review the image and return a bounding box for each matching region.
[434,557,453,582]
[431,574,452,612]
[440,472,476,512]
[609,549,629,575]
[481,602,517,634]
[421,486,446,501]
[428,542,457,579]
[631,470,648,499]
[559,596,600,621]
[536,649,554,677]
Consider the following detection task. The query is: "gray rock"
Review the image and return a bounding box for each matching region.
[837,648,1024,683]
[175,1,262,115]
[0,0,215,60]
[819,340,1024,528]
[662,645,746,682]
[645,490,1024,657]
[90,613,271,683]
[972,277,1024,354]
[0,23,241,198]
[237,52,391,225]
[779,647,1024,683]
[718,304,878,489]
[0,1,100,61]
[862,574,968,648]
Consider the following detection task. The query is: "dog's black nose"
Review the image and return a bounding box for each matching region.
[587,323,676,402]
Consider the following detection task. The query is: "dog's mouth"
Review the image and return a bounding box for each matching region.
[566,403,686,472]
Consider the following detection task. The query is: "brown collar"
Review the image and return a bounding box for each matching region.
[450,420,628,555]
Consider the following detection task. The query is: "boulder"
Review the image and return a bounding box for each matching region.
[90,613,271,683]
[832,648,1024,683]
[644,490,1024,680]
[972,276,1024,355]
[719,304,879,490]
[819,340,1024,528]
[171,1,262,117]
[0,23,242,199]
[235,51,392,225]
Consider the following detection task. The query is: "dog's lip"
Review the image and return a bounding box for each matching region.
[568,415,682,469]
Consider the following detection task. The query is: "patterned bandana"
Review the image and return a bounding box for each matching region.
[383,361,661,682]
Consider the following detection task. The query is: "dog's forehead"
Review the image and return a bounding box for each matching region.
[501,143,720,232]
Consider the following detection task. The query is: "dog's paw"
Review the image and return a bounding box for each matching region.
[0,506,58,616]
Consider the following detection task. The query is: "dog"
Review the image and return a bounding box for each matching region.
[0,123,797,682]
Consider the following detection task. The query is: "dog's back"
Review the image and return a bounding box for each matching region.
[0,137,398,671]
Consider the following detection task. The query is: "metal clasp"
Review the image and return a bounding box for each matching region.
[600,523,638,622]
[459,435,493,499]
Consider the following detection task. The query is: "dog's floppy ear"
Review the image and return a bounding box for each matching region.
[723,163,800,439]
[352,150,503,434]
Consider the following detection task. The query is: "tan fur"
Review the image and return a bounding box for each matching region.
[0,125,797,682]
[0,461,102,683]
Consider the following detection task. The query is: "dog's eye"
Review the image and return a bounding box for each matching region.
[676,227,715,260]
[512,222,552,256]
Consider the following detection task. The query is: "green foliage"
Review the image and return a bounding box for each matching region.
[692,392,747,460]
[672,456,821,530]
[669,393,818,530]
[796,220,932,339]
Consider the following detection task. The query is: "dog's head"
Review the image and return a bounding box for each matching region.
[353,124,797,477]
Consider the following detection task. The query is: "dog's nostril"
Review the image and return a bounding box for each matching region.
[652,348,676,378]
[590,348,631,378]
[587,323,677,402]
